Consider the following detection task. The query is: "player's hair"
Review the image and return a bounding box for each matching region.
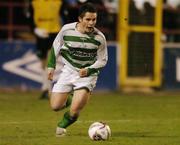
[78,3,97,18]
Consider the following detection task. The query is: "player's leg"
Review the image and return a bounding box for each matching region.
[57,89,90,128]
[70,89,90,117]
[50,92,72,137]
[40,57,51,99]
[39,34,57,99]
[55,67,96,136]
[50,92,69,111]
[37,37,51,99]
[56,76,97,131]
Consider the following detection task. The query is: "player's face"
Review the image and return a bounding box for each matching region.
[79,12,97,33]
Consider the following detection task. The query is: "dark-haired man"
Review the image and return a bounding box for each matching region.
[47,3,108,136]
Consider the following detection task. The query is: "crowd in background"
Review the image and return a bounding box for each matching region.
[0,0,179,42]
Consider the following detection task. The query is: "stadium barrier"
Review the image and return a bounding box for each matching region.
[118,0,163,88]
[163,43,180,89]
[0,41,117,91]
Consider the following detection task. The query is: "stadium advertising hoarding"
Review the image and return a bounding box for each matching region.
[0,41,117,91]
[164,48,180,89]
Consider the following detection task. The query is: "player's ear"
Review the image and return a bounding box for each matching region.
[78,16,82,22]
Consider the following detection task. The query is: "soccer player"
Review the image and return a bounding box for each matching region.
[47,2,108,136]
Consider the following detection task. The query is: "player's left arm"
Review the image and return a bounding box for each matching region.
[86,35,108,76]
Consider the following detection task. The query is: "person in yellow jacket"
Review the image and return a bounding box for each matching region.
[26,0,62,99]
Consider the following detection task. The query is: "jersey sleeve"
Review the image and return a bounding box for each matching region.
[47,29,64,69]
[87,35,108,76]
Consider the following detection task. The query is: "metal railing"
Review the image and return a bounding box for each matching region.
[0,2,29,41]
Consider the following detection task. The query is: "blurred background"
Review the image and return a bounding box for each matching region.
[0,0,180,92]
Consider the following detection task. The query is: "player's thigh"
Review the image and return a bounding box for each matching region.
[70,89,90,113]
[50,92,68,110]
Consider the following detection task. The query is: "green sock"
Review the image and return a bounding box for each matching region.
[58,111,78,128]
[66,93,73,107]
[61,93,73,110]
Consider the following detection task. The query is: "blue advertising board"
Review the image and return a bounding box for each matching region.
[96,44,117,90]
[0,41,117,91]
[164,48,180,89]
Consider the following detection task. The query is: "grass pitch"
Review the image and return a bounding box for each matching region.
[0,91,180,145]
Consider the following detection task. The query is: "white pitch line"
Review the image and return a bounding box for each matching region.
[0,119,133,125]
[1,118,179,125]
[1,119,179,125]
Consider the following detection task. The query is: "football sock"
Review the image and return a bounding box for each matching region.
[61,93,73,110]
[58,111,78,128]
[65,93,73,107]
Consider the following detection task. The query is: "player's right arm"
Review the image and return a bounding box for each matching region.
[47,27,64,80]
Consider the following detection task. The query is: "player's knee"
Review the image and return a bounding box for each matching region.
[51,106,60,112]
[51,104,65,112]
[51,105,61,112]
[50,100,64,111]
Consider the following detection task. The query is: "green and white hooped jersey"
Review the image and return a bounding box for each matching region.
[48,22,108,76]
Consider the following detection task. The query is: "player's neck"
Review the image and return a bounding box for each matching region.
[76,23,85,34]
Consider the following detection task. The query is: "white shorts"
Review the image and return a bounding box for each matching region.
[52,65,98,93]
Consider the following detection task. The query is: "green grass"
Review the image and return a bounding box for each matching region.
[0,91,180,145]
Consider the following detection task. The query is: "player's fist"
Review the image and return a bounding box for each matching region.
[47,68,55,81]
[79,68,88,77]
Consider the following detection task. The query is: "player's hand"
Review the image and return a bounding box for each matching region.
[34,28,49,38]
[47,68,55,81]
[79,68,88,77]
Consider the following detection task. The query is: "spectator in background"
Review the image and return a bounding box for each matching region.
[166,0,180,9]
[163,0,180,42]
[61,0,77,24]
[104,0,118,40]
[26,0,62,99]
